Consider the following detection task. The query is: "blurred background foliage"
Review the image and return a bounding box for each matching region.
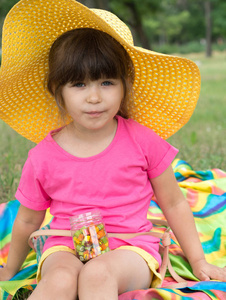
[0,0,226,58]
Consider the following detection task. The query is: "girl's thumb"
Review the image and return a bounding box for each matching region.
[198,271,210,281]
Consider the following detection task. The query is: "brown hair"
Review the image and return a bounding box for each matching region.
[47,28,134,120]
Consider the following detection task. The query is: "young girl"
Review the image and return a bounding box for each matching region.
[0,0,225,299]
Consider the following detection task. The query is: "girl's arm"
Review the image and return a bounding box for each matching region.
[150,165,226,282]
[0,205,46,281]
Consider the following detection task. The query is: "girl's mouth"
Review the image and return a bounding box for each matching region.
[86,111,104,117]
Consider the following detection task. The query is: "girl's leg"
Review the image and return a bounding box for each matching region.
[29,251,83,300]
[78,249,153,300]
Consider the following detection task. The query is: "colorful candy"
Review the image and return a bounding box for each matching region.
[72,223,110,262]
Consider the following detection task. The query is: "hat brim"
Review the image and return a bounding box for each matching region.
[0,0,201,143]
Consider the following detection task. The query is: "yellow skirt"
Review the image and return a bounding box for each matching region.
[37,245,162,288]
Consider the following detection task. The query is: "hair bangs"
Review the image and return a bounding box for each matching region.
[67,34,122,84]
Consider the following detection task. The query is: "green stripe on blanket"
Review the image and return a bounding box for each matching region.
[0,159,226,300]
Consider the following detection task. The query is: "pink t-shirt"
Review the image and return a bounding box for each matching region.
[15,116,178,266]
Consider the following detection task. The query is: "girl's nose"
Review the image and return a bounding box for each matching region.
[87,86,101,104]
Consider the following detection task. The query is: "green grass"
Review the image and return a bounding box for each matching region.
[0,51,226,203]
[0,121,35,202]
[168,51,226,171]
[12,289,33,300]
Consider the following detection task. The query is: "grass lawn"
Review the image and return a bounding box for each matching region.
[0,121,35,202]
[168,51,226,170]
[0,51,226,203]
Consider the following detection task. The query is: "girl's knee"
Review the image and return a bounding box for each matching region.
[40,251,83,289]
[42,267,74,287]
[42,265,80,290]
[79,259,116,287]
[30,266,80,300]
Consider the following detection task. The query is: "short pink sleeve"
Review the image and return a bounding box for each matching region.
[15,154,51,211]
[129,119,178,179]
[147,141,178,178]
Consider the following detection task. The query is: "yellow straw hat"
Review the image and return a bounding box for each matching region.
[0,0,200,143]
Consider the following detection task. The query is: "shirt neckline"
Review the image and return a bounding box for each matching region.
[47,115,122,162]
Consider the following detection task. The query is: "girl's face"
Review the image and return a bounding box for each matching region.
[61,78,124,133]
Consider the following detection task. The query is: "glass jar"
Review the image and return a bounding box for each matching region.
[70,210,110,262]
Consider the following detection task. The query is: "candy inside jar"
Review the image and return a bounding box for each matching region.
[70,211,110,262]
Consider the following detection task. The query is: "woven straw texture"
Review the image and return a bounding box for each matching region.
[0,0,201,143]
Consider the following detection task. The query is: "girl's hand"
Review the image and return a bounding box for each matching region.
[192,259,226,282]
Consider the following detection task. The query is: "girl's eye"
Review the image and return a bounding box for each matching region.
[102,81,113,86]
[73,82,85,87]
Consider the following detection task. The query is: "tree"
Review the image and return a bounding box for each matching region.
[77,0,110,9]
[77,0,96,7]
[95,0,110,10]
[204,0,212,57]
[212,0,226,38]
[145,1,191,45]
[110,0,162,48]
[1,0,226,55]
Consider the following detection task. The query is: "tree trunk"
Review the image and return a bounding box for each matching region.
[94,0,110,10]
[77,0,109,9]
[125,2,150,49]
[204,0,212,57]
[78,0,96,8]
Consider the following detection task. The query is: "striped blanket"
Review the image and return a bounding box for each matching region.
[0,159,226,299]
